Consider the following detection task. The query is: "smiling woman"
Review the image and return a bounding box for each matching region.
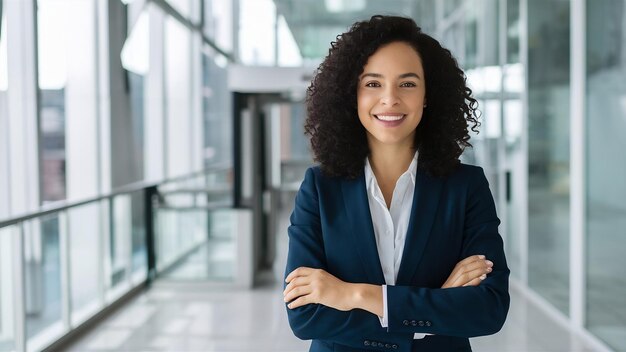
[284,15,509,352]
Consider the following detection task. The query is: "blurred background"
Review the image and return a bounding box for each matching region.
[0,0,625,351]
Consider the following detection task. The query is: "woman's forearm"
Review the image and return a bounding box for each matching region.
[351,283,384,317]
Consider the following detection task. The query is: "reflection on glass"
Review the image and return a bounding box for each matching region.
[527,0,570,315]
[130,191,147,277]
[202,49,233,168]
[0,226,16,352]
[24,215,63,343]
[111,195,130,288]
[507,0,520,64]
[586,1,626,350]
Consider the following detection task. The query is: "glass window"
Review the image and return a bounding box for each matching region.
[24,215,64,350]
[238,0,276,66]
[527,0,570,315]
[37,0,100,202]
[0,226,16,352]
[585,1,626,350]
[0,2,9,220]
[68,203,102,326]
[204,0,233,52]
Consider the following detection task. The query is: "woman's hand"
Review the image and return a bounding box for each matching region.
[284,267,358,311]
[441,255,493,288]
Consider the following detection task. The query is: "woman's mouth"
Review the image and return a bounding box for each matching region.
[373,114,406,126]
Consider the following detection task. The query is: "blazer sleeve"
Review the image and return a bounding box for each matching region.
[385,167,510,337]
[285,167,414,350]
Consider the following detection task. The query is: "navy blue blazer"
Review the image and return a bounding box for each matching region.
[284,163,510,352]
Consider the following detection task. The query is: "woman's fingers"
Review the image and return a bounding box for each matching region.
[453,264,491,287]
[287,295,310,309]
[443,255,493,288]
[284,285,312,303]
[285,267,314,283]
[283,276,307,296]
[462,274,487,287]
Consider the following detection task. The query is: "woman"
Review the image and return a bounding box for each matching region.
[283,15,509,352]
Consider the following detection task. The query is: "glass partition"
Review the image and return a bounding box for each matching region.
[585,1,626,350]
[527,0,570,315]
[155,168,236,281]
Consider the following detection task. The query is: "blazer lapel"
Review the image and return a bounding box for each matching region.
[396,169,443,284]
[341,173,386,285]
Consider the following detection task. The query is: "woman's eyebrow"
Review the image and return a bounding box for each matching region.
[360,72,422,80]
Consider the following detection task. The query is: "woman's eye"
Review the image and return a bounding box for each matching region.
[400,82,417,87]
[365,82,380,87]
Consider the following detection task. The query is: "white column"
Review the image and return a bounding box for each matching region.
[65,0,99,200]
[165,17,191,178]
[5,0,39,216]
[97,0,111,194]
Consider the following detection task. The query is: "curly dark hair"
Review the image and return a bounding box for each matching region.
[304,15,480,179]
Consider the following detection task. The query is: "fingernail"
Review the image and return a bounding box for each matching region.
[480,274,487,280]
[479,255,486,259]
[487,267,492,273]
[287,303,292,309]
[486,260,493,266]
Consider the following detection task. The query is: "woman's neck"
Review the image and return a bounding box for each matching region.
[367,144,416,184]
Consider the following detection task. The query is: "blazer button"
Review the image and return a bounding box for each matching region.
[418,320,425,327]
[392,344,398,349]
[364,340,370,346]
[426,321,432,327]
[410,320,417,326]
[403,320,409,326]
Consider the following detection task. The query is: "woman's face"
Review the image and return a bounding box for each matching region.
[357,41,426,150]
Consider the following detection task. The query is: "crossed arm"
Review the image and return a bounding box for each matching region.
[283,255,494,316]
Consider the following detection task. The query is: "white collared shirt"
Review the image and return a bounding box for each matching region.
[364,152,428,339]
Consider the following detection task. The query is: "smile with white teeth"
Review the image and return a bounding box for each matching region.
[374,114,405,121]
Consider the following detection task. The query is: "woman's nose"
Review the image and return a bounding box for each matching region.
[380,87,400,106]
